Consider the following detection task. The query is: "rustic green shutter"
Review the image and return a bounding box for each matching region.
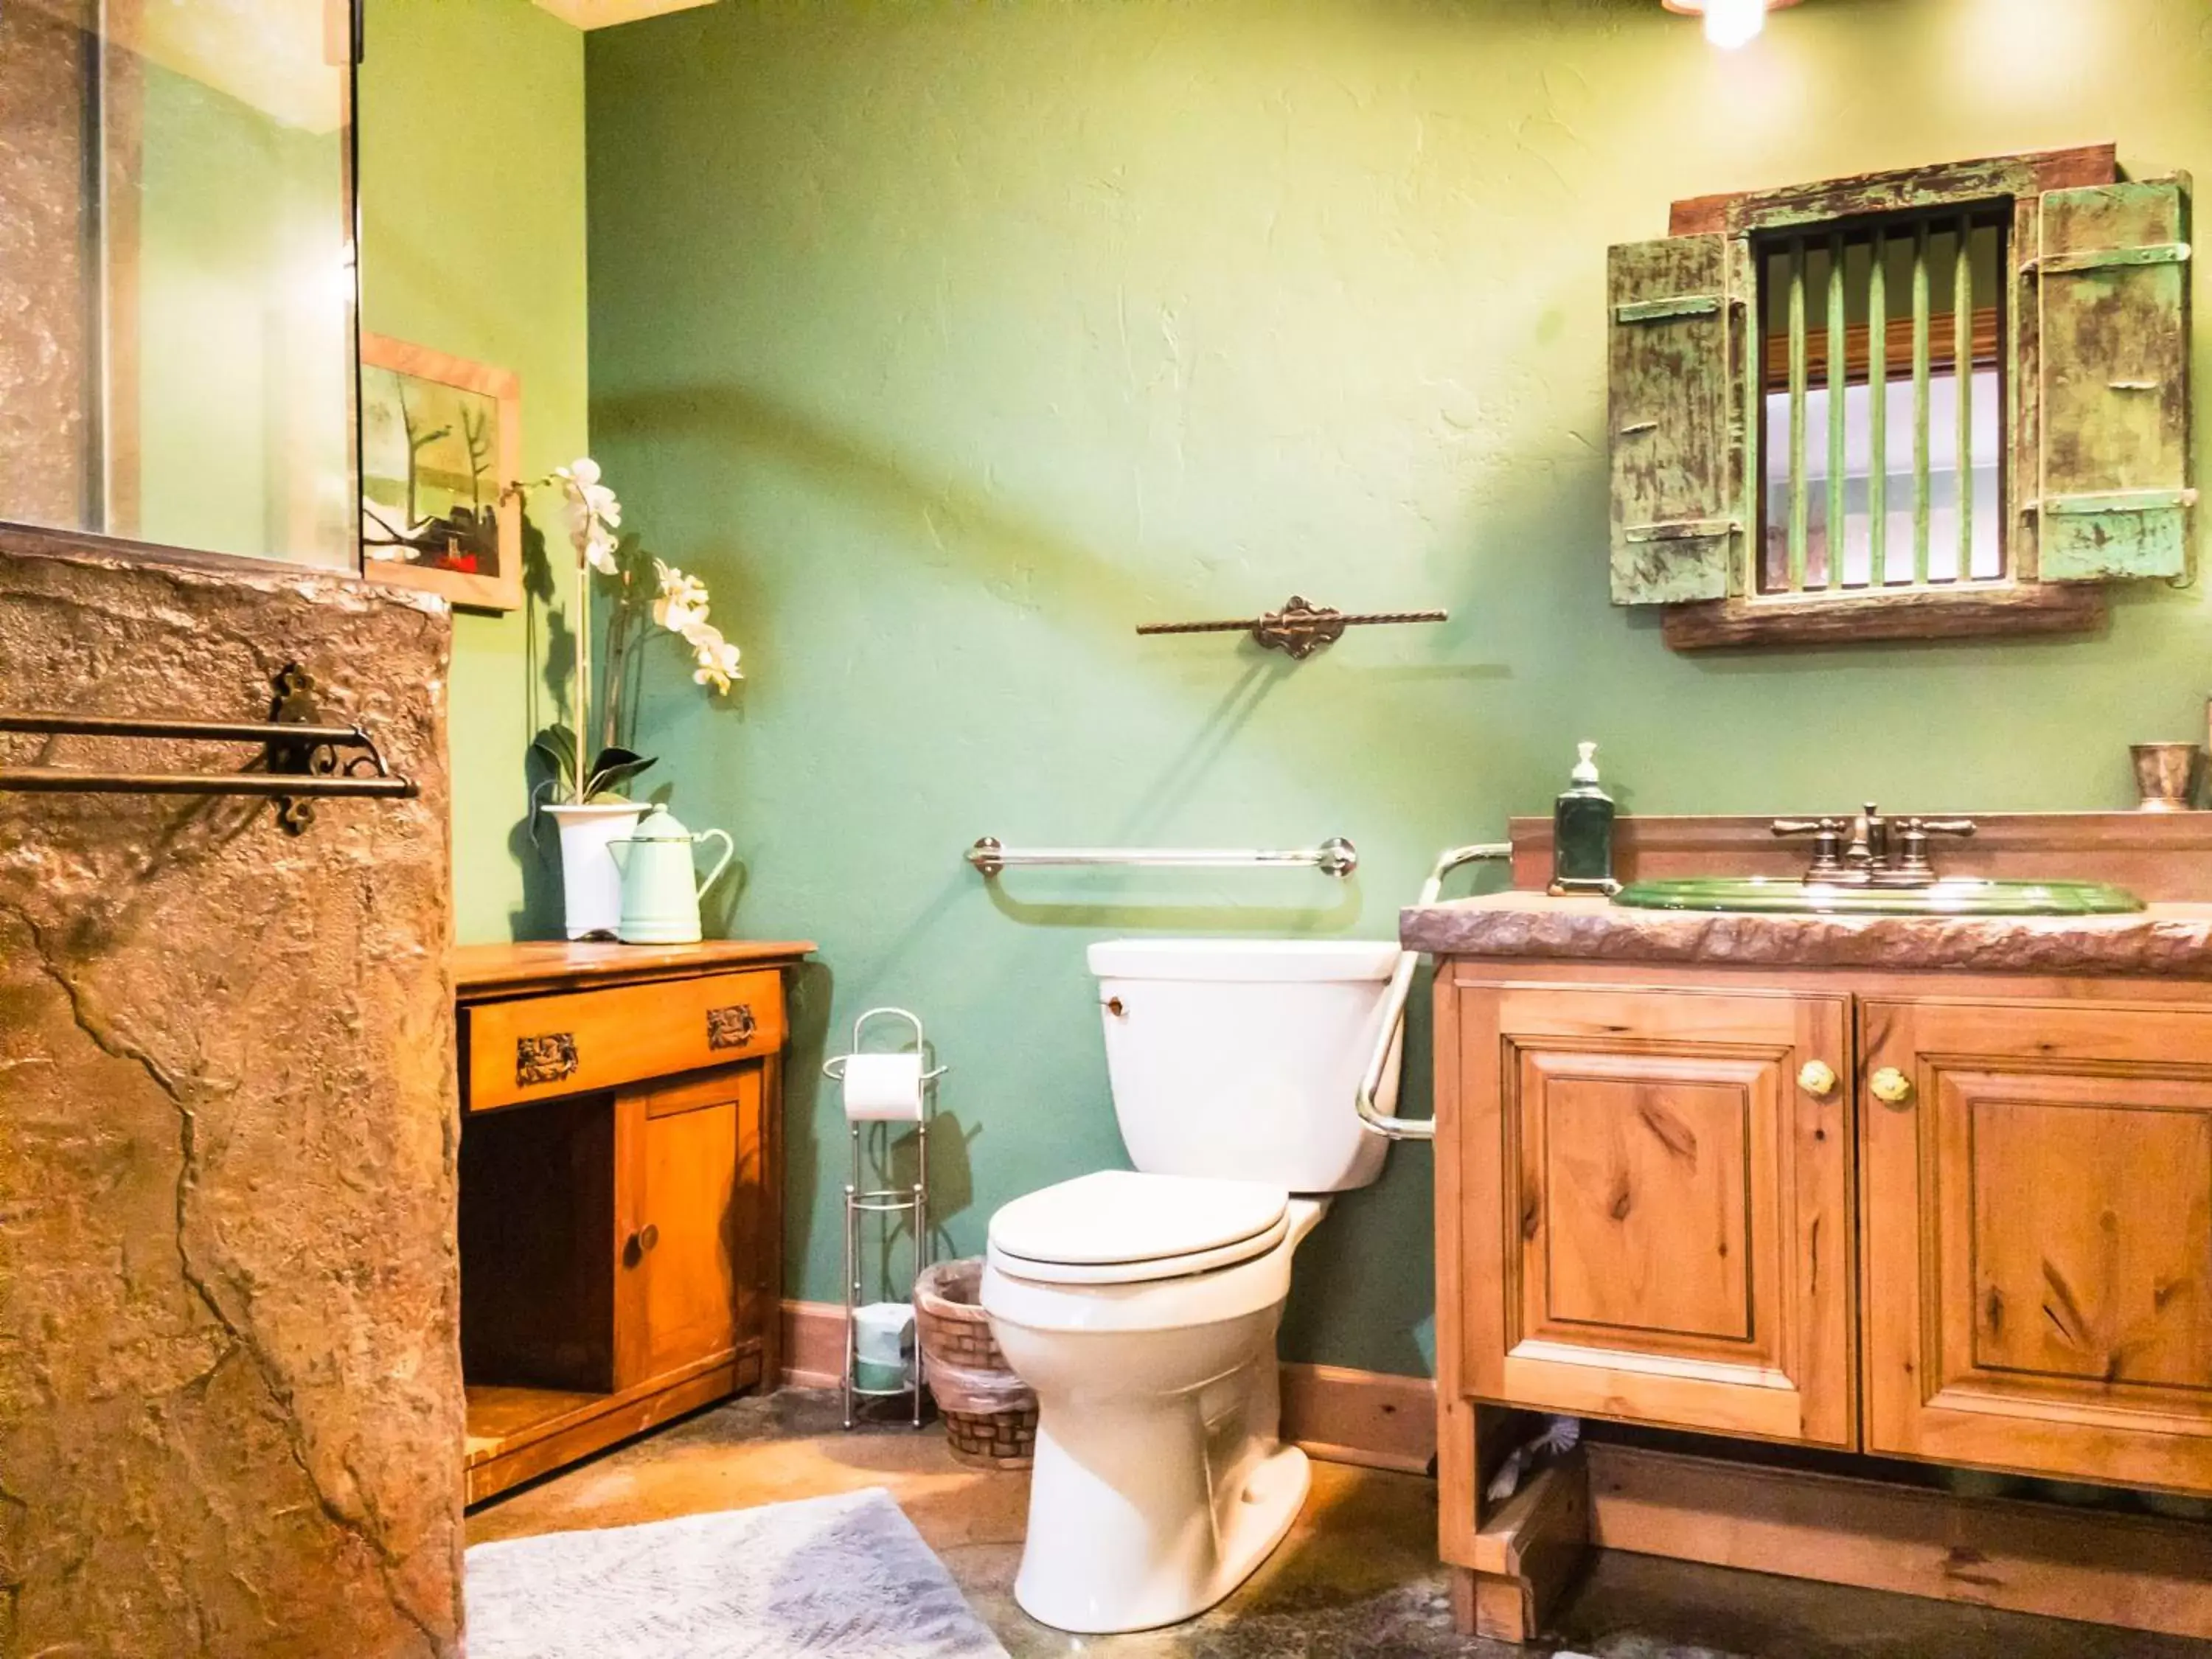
[2033,177,2195,581]
[1608,234,1747,605]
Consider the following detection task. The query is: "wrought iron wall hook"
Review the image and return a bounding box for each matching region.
[0,664,417,835]
[1136,594,1447,660]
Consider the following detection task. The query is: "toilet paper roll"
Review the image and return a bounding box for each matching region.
[840,1051,926,1121]
[852,1301,914,1367]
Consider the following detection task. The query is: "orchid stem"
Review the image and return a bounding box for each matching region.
[574,537,591,801]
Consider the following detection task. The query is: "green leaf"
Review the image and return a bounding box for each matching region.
[584,747,658,801]
[530,723,580,779]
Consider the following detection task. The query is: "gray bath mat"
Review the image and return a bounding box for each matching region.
[464,1487,1009,1658]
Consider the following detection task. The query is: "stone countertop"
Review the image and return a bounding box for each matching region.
[1401,891,2212,978]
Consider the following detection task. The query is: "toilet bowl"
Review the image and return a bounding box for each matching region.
[978,939,1401,1634]
[983,1173,1326,1632]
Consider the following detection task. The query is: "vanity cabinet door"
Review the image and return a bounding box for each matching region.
[1458,981,1855,1447]
[1861,1000,2212,1494]
[613,1062,766,1391]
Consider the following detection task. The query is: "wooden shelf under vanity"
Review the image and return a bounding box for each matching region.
[454,939,813,1504]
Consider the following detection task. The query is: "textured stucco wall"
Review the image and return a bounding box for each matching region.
[0,535,462,1657]
[583,0,2212,1375]
[359,0,591,943]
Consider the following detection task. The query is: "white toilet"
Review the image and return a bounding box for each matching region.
[978,937,1402,1635]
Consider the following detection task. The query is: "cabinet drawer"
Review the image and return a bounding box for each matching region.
[463,970,784,1111]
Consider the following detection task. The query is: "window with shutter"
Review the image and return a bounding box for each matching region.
[1607,147,2194,650]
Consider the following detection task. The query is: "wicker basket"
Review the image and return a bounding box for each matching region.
[914,1258,1037,1470]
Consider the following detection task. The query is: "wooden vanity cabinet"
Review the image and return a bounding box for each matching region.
[1455,966,2212,1488]
[1425,847,2212,1646]
[1456,979,1856,1447]
[1860,997,2212,1494]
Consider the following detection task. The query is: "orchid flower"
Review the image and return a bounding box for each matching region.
[685,625,743,693]
[651,561,713,635]
[516,462,742,808]
[650,559,742,693]
[554,458,623,574]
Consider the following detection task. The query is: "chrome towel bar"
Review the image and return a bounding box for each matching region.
[967,835,1358,878]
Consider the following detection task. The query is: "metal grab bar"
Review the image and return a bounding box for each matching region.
[967,835,1358,878]
[1357,840,1514,1142]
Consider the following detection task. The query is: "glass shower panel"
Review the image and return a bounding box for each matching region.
[0,0,356,569]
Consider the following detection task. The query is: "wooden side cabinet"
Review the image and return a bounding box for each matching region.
[1861,998,2212,1494]
[454,940,811,1504]
[1455,977,1854,1447]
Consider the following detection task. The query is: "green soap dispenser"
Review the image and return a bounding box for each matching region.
[1548,740,1621,897]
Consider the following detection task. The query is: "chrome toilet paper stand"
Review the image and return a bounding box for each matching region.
[822,1006,947,1430]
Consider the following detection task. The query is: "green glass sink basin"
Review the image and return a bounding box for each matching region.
[1612,876,2146,917]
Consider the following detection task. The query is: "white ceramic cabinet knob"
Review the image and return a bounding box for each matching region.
[1797,1060,1838,1099]
[1870,1066,1915,1107]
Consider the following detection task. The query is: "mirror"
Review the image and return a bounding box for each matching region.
[0,0,357,569]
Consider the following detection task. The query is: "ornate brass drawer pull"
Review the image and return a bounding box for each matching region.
[516,1032,579,1088]
[707,1004,758,1050]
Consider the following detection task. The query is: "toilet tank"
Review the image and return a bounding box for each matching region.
[1088,939,1401,1194]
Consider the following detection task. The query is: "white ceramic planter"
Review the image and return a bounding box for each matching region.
[546,802,646,940]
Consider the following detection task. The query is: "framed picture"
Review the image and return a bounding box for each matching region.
[359,334,523,611]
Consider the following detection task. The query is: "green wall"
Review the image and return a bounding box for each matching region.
[360,0,589,942]
[582,0,2212,1375]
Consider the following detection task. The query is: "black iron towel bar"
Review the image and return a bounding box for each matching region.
[1136,594,1446,659]
[0,664,418,835]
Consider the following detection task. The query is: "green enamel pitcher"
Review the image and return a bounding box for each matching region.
[608,804,734,944]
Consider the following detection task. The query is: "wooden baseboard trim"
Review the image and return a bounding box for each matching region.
[1588,1442,2212,1642]
[1279,1362,1439,1473]
[782,1299,845,1388]
[779,1300,1439,1472]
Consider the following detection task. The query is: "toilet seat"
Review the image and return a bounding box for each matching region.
[987,1170,1290,1285]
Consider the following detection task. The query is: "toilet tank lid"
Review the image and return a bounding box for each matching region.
[1088,938,1399,983]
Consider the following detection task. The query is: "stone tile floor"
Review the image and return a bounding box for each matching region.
[468,1390,2212,1658]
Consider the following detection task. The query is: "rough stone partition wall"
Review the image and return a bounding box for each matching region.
[0,534,464,1656]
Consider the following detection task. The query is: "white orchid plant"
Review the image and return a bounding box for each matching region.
[512,459,742,806]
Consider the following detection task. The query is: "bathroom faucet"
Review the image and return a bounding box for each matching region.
[1773,802,1975,888]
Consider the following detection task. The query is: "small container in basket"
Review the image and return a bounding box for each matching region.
[915,1259,1037,1469]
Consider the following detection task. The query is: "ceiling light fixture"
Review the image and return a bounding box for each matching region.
[1662,0,1803,50]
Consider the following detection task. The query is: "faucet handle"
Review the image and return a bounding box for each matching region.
[1890,815,1976,880]
[1773,816,1849,879]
